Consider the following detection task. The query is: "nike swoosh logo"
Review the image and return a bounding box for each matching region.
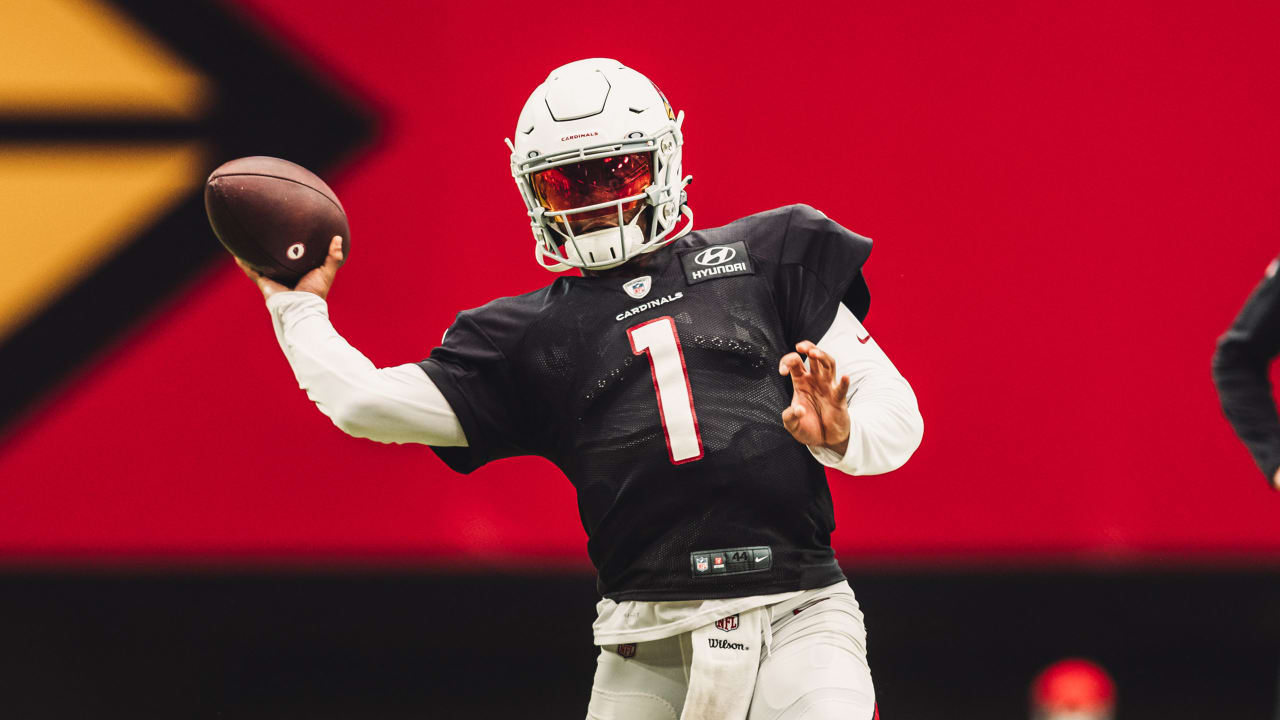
[857,334,871,344]
[755,555,768,562]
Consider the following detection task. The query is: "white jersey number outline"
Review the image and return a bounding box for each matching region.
[627,316,705,464]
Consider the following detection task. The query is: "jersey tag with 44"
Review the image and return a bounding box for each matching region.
[690,546,773,578]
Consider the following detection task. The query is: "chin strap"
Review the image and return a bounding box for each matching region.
[663,204,695,245]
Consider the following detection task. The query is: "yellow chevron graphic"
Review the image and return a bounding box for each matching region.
[0,0,212,341]
[0,143,206,341]
[0,0,209,117]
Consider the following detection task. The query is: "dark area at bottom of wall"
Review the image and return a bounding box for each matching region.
[0,568,1276,719]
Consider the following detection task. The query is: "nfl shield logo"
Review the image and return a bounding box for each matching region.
[623,275,652,299]
[618,643,637,658]
[715,614,739,632]
[695,556,709,572]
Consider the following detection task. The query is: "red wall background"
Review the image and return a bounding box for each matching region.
[2,0,1279,566]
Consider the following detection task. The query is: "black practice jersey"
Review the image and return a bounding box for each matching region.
[419,204,873,600]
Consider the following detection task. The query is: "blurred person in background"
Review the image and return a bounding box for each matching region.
[236,58,922,719]
[1212,257,1280,720]
[1213,256,1280,490]
[1031,659,1115,720]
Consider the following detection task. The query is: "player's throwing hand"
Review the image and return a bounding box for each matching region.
[779,341,851,456]
[237,235,345,301]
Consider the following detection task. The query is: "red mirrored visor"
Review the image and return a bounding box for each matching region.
[531,153,652,225]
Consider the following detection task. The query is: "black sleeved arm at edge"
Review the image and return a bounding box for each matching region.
[1212,258,1280,486]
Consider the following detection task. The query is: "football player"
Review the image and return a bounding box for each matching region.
[239,59,922,720]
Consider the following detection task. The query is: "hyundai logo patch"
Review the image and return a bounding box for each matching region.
[694,246,736,266]
[681,241,753,285]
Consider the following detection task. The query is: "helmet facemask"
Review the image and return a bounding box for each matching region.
[514,126,690,271]
[531,152,652,267]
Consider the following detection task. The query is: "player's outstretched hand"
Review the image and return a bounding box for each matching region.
[237,235,345,301]
[779,341,851,456]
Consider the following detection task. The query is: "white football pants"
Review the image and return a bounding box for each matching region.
[585,582,876,720]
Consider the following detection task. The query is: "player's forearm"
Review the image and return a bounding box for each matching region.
[840,374,924,473]
[809,372,923,475]
[266,292,467,446]
[808,303,923,475]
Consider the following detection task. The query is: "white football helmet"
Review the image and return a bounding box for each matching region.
[506,58,693,272]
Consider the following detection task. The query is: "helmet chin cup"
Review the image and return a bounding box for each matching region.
[560,223,646,270]
[534,203,693,272]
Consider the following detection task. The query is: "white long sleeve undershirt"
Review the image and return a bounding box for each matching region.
[266,292,466,446]
[265,291,922,475]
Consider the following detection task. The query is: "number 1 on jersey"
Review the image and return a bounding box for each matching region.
[627,316,704,464]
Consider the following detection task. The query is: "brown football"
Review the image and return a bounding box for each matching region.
[204,156,350,285]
